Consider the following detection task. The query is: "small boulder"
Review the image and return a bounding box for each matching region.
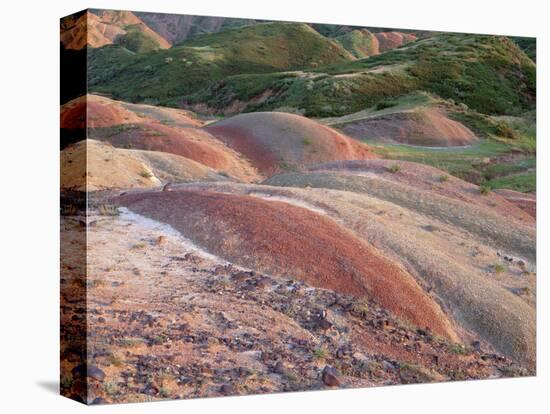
[322,365,341,387]
[220,383,236,395]
[71,364,106,382]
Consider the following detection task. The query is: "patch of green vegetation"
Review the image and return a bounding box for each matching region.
[104,381,119,397]
[159,387,170,398]
[89,22,353,104]
[139,169,154,179]
[98,204,119,216]
[60,374,73,389]
[494,263,507,274]
[448,343,470,355]
[510,36,536,62]
[116,24,164,53]
[371,136,535,192]
[335,30,377,58]
[486,173,536,193]
[311,347,328,360]
[388,164,401,173]
[375,99,397,111]
[438,174,449,182]
[479,185,491,195]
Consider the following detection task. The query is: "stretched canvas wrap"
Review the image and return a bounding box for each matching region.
[60,8,537,405]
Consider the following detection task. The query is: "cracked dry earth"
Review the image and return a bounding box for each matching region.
[60,210,526,404]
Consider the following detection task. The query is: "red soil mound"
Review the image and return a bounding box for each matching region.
[206,112,376,175]
[96,122,260,182]
[338,107,477,147]
[375,32,417,53]
[61,95,144,129]
[309,159,534,225]
[494,189,536,218]
[114,189,458,341]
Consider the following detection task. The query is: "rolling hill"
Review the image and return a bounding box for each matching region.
[60,9,170,52]
[88,22,355,103]
[335,29,417,58]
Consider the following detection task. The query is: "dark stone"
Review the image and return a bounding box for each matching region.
[318,317,332,331]
[71,364,106,381]
[91,397,106,405]
[322,366,341,386]
[273,360,287,375]
[220,383,235,395]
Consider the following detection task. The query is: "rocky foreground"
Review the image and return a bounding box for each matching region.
[60,208,527,404]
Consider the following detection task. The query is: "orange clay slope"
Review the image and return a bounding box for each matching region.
[61,140,230,191]
[206,111,377,175]
[61,94,203,129]
[61,10,170,50]
[61,95,144,129]
[61,95,261,183]
[113,188,459,342]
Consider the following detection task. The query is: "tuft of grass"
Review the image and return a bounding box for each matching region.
[375,100,397,111]
[494,263,506,274]
[159,387,170,398]
[311,347,328,360]
[302,137,312,145]
[448,343,469,355]
[388,164,401,173]
[98,204,119,216]
[60,374,73,389]
[438,174,449,182]
[350,298,370,316]
[104,381,119,397]
[479,185,491,195]
[139,169,154,179]
[108,352,124,367]
[61,204,78,216]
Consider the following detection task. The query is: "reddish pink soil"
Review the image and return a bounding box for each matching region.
[99,122,257,178]
[206,112,376,175]
[61,96,143,129]
[114,189,458,341]
[494,189,536,218]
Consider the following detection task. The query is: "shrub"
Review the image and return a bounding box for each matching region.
[388,164,401,173]
[438,174,449,182]
[311,347,327,360]
[375,100,397,110]
[98,204,119,216]
[479,185,491,195]
[139,169,154,179]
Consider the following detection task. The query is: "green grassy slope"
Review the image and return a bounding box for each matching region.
[88,22,355,104]
[115,24,165,53]
[175,33,535,119]
[335,30,378,58]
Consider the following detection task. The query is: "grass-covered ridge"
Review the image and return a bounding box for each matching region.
[88,22,354,104]
[89,30,535,119]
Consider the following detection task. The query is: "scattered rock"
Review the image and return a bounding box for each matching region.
[220,383,236,395]
[322,366,341,386]
[71,364,106,381]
